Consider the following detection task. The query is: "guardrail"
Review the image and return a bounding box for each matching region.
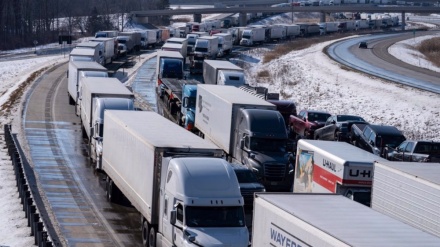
[3,124,59,247]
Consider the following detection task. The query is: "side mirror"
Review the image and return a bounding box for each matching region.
[331,120,336,124]
[369,140,374,146]
[240,138,245,149]
[182,97,188,108]
[170,210,177,225]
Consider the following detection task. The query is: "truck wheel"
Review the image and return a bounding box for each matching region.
[148,227,156,247]
[142,220,150,246]
[106,178,120,203]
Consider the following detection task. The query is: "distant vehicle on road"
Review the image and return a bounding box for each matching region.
[359,41,368,49]
[289,109,331,139]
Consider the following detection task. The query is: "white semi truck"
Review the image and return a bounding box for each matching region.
[195,85,294,192]
[156,50,185,84]
[372,160,440,238]
[213,32,233,56]
[89,37,117,64]
[76,41,104,65]
[252,193,440,247]
[294,139,387,206]
[101,110,249,246]
[78,78,134,168]
[67,61,107,106]
[69,47,99,62]
[240,27,265,46]
[194,36,219,59]
[203,60,245,87]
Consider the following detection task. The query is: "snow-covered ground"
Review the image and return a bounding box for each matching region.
[0,14,440,246]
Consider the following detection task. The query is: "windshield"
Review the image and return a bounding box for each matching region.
[118,39,126,44]
[234,169,259,183]
[249,137,286,152]
[160,59,183,79]
[242,34,251,39]
[308,112,331,122]
[195,47,208,52]
[186,206,245,227]
[377,135,406,148]
[187,97,196,109]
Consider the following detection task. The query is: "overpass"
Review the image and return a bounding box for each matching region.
[131,5,439,27]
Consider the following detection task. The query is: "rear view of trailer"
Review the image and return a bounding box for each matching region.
[372,161,440,237]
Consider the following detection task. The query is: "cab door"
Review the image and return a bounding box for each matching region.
[172,202,185,247]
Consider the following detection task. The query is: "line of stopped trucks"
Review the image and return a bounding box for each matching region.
[65,26,440,245]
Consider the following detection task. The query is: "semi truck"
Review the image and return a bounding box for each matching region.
[89,37,117,64]
[119,31,142,51]
[101,110,249,246]
[156,78,200,131]
[251,193,440,247]
[67,61,107,106]
[264,25,285,42]
[194,36,219,59]
[195,84,294,192]
[319,22,339,35]
[277,24,300,38]
[140,30,157,48]
[156,50,184,84]
[372,160,440,237]
[116,36,134,56]
[203,60,245,87]
[240,27,265,46]
[294,139,387,206]
[213,32,233,56]
[79,78,134,168]
[165,37,188,57]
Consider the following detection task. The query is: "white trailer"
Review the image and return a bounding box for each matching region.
[194,36,218,59]
[76,41,104,65]
[165,37,188,57]
[89,37,116,64]
[355,19,370,30]
[213,32,233,56]
[319,22,339,34]
[140,30,157,48]
[252,193,440,247]
[265,25,285,41]
[79,78,134,167]
[240,27,265,46]
[277,24,300,38]
[372,161,440,238]
[294,140,387,206]
[102,110,249,246]
[119,31,142,51]
[203,60,245,86]
[161,43,186,58]
[67,61,107,105]
[69,47,98,62]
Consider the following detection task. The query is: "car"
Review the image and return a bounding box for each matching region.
[359,41,368,49]
[229,163,265,208]
[314,114,367,141]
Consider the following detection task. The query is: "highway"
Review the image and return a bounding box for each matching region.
[327,31,440,94]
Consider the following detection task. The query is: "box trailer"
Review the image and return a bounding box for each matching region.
[203,60,245,86]
[240,27,265,46]
[102,110,249,246]
[195,85,293,192]
[79,78,134,167]
[294,139,387,206]
[372,161,440,237]
[69,47,99,62]
[76,41,104,65]
[252,193,440,247]
[67,61,107,105]
[89,37,116,64]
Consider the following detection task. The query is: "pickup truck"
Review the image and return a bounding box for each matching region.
[351,123,406,158]
[313,114,367,142]
[288,109,331,139]
[385,140,440,162]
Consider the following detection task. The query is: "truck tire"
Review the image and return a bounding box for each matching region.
[148,227,156,247]
[106,177,120,203]
[142,220,150,246]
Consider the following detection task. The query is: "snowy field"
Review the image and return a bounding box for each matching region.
[0,14,439,246]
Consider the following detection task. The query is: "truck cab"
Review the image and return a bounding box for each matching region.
[234,109,294,192]
[181,84,198,131]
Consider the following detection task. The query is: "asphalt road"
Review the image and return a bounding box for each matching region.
[23,62,142,246]
[327,31,440,94]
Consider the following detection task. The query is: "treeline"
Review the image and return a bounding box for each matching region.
[0,0,169,50]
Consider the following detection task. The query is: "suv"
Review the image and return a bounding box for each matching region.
[359,41,368,49]
[230,163,265,208]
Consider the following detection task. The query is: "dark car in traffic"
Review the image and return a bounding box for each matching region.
[230,163,265,208]
[314,114,367,142]
[359,41,368,49]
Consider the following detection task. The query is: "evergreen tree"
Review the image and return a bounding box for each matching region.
[86,6,105,35]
